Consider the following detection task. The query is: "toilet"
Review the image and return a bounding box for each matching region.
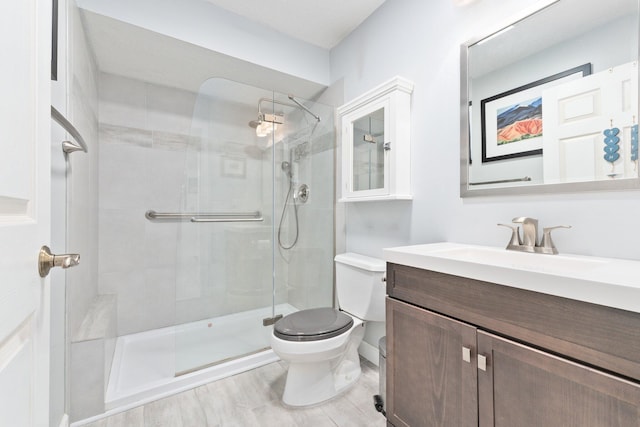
[270,252,386,407]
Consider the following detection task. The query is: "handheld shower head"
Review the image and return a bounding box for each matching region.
[281,161,292,178]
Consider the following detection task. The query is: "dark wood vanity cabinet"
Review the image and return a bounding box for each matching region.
[477,331,640,426]
[385,263,640,427]
[386,298,477,426]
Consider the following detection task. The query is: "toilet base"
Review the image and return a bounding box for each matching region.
[282,348,362,407]
[280,325,364,407]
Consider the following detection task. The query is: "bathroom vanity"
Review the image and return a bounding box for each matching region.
[383,243,640,427]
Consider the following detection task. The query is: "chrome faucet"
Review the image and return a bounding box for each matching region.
[498,217,571,255]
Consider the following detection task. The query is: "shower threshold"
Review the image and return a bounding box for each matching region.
[105,303,296,412]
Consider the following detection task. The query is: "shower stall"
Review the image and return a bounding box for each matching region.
[101,76,335,408]
[63,1,336,422]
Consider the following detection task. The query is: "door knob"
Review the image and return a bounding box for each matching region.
[38,245,80,278]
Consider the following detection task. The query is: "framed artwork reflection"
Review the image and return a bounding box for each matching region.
[480,63,591,163]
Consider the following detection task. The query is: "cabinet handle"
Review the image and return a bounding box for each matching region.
[478,354,487,371]
[462,346,471,363]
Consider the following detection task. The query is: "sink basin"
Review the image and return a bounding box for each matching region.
[383,242,640,314]
[426,245,607,274]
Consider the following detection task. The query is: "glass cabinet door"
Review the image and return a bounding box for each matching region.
[352,107,386,192]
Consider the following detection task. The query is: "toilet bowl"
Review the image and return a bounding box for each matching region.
[270,253,386,407]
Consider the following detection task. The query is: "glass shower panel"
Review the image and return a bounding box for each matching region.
[174,78,335,376]
[174,79,278,375]
[353,109,385,191]
[274,98,335,314]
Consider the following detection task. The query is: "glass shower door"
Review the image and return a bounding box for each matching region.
[172,77,335,376]
[173,79,279,375]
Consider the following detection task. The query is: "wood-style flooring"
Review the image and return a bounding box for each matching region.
[84,358,386,427]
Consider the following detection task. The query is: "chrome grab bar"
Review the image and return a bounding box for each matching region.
[469,176,531,186]
[145,210,263,223]
[190,217,263,223]
[51,106,89,154]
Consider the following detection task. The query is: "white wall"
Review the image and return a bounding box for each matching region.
[330,0,640,349]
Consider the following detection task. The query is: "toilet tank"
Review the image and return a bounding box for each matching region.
[334,253,386,321]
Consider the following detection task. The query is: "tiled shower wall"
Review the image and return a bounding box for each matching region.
[98,73,335,336]
[98,73,196,335]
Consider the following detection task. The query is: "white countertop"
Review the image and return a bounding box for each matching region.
[383,242,640,314]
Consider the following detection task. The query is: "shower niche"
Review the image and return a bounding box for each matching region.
[337,76,414,201]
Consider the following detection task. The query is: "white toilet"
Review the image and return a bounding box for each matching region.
[270,252,386,407]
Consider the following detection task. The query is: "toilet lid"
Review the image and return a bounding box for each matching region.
[274,308,354,342]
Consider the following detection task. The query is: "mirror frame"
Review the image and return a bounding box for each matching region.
[460,0,640,198]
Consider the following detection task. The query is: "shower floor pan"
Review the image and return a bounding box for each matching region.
[105,303,297,411]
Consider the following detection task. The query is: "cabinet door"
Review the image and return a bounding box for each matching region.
[477,331,640,427]
[386,298,478,427]
[342,98,390,199]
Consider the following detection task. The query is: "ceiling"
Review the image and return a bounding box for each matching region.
[203,0,387,49]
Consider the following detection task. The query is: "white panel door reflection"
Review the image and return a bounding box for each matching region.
[543,61,638,183]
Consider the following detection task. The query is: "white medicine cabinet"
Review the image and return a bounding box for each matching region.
[337,76,413,202]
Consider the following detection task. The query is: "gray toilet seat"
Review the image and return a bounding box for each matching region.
[273,308,354,342]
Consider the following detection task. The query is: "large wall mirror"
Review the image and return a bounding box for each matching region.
[460,0,640,197]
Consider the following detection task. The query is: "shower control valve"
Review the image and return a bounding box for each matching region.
[295,184,310,203]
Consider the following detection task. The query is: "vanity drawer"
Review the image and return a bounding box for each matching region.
[386,262,640,382]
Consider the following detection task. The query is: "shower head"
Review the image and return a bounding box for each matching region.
[250,94,319,141]
[250,112,284,137]
[281,161,292,177]
[249,113,284,128]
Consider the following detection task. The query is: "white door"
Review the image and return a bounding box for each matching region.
[0,1,52,426]
[543,62,638,183]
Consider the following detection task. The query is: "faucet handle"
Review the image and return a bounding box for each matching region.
[540,225,572,254]
[497,223,522,249]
